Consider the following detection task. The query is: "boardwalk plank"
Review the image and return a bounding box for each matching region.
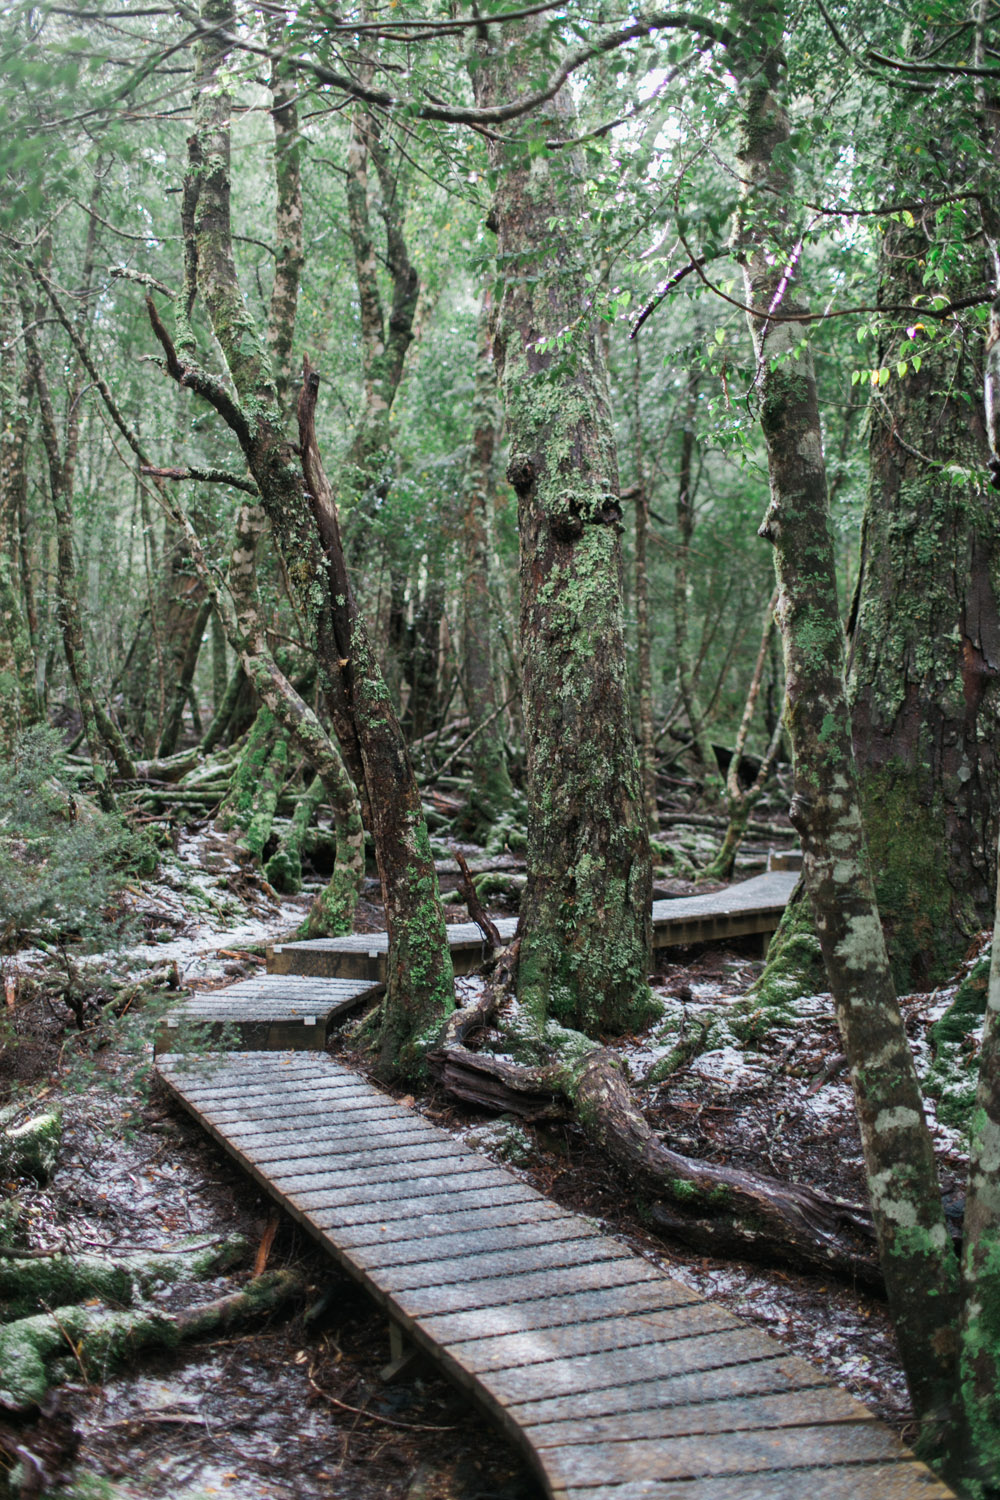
[445,1304,742,1373]
[503,1360,836,1423]
[392,1259,669,1319]
[351,1217,596,1268]
[525,1387,877,1446]
[369,1237,627,1292]
[540,1424,908,1487]
[571,1464,953,1500]
[309,1184,541,1230]
[470,1329,781,1405]
[420,1281,704,1344]
[329,1199,574,1249]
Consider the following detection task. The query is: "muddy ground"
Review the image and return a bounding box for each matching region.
[0,828,972,1497]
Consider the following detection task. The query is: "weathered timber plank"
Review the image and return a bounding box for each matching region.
[242,1138,469,1174]
[419,1280,703,1345]
[368,1238,628,1293]
[308,1184,540,1230]
[350,1217,596,1269]
[328,1199,574,1250]
[391,1258,664,1319]
[539,1423,909,1488]
[502,1359,834,1425]
[286,1166,521,1212]
[268,1152,505,1195]
[566,1463,953,1500]
[465,1328,781,1406]
[445,1303,742,1375]
[526,1386,878,1447]
[219,1120,436,1157]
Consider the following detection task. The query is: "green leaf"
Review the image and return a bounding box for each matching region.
[912,354,922,373]
[897,361,908,379]
[878,367,891,387]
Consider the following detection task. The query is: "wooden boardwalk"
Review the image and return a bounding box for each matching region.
[268,870,800,980]
[157,1047,954,1500]
[155,974,380,1052]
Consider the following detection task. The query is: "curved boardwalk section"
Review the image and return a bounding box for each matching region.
[156,1050,953,1500]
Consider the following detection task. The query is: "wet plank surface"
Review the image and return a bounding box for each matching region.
[156,1049,954,1500]
[267,872,799,977]
[155,974,380,1051]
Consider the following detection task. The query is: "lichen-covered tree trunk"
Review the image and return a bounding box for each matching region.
[23,319,135,804]
[470,25,652,1037]
[630,345,658,832]
[0,302,40,750]
[265,19,303,421]
[731,0,961,1452]
[673,368,720,798]
[956,22,1000,1480]
[958,820,1000,1486]
[158,590,211,757]
[703,590,782,883]
[847,223,1000,989]
[224,500,364,932]
[172,0,452,1075]
[460,290,513,838]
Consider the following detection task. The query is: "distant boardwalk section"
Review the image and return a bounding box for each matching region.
[267,871,801,980]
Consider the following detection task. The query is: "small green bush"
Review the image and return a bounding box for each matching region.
[0,727,154,956]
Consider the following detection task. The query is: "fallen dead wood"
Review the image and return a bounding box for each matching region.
[428,1037,882,1287]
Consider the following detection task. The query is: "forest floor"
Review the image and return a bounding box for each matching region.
[0,823,974,1500]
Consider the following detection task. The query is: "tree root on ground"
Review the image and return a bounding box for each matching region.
[0,1235,247,1324]
[0,1262,302,1410]
[427,979,881,1288]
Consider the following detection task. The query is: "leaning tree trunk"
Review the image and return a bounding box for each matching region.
[170,0,453,1076]
[673,368,720,798]
[460,289,514,839]
[630,342,658,832]
[470,24,652,1038]
[730,0,961,1454]
[847,221,1000,990]
[0,299,40,750]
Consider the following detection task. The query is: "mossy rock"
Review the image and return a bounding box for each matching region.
[0,1110,62,1182]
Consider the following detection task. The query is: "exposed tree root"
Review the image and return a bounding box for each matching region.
[0,1262,301,1411]
[428,992,882,1287]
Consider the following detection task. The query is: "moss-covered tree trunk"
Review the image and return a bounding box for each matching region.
[169,0,452,1075]
[23,317,135,805]
[955,23,1000,1480]
[730,0,961,1455]
[673,368,720,798]
[470,24,652,1037]
[0,299,40,751]
[847,223,1000,990]
[460,290,514,839]
[630,344,658,832]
